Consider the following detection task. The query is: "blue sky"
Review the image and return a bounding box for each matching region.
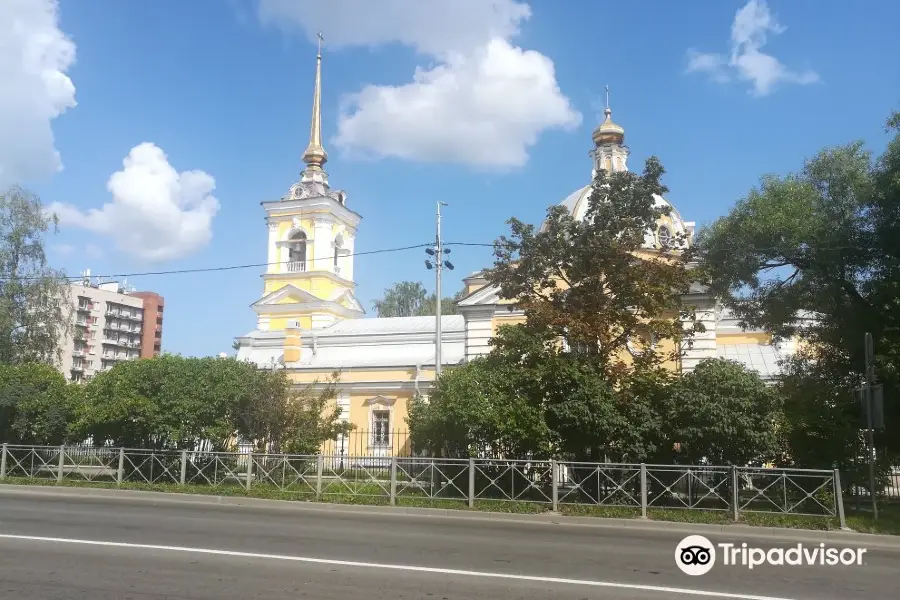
[4,0,898,357]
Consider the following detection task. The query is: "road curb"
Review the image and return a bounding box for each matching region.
[2,483,897,549]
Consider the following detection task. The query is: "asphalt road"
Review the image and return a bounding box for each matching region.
[0,488,896,600]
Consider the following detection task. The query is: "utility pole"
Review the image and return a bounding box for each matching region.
[425,202,453,376]
[864,332,878,520]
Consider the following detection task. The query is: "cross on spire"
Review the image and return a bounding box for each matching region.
[605,84,610,110]
[300,30,328,185]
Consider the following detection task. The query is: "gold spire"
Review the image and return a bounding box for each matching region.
[592,84,625,146]
[302,32,328,172]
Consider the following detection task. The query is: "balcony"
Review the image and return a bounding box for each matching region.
[72,350,86,358]
[286,261,306,273]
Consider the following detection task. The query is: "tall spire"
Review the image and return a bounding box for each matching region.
[592,83,625,146]
[301,32,328,183]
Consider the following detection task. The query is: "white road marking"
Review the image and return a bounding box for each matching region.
[0,533,794,600]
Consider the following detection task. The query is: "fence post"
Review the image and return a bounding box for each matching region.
[834,468,849,530]
[117,448,125,486]
[180,450,187,485]
[731,465,739,522]
[390,457,397,506]
[246,452,253,491]
[57,445,65,483]
[0,443,7,480]
[551,459,558,513]
[468,457,475,509]
[315,454,323,500]
[640,463,648,519]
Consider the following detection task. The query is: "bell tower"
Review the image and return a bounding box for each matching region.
[252,32,365,333]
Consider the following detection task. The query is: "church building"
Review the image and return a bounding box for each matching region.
[235,46,796,457]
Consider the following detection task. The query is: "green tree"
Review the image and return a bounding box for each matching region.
[73,355,348,454]
[408,330,550,459]
[665,358,780,466]
[0,363,75,445]
[373,281,461,317]
[372,281,428,317]
[0,186,71,365]
[73,355,260,449]
[488,157,700,384]
[696,110,900,461]
[232,368,350,454]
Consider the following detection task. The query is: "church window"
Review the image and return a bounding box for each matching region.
[658,226,672,248]
[288,231,307,272]
[372,410,390,446]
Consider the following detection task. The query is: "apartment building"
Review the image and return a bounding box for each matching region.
[60,277,165,382]
[130,291,164,357]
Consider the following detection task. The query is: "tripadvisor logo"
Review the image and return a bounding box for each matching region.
[675,535,867,575]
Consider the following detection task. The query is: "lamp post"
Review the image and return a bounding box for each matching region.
[425,202,454,376]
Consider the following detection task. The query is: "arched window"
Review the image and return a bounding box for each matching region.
[657,225,672,248]
[288,231,306,272]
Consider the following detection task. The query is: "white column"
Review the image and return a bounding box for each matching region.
[311,216,333,272]
[342,232,355,282]
[266,221,279,273]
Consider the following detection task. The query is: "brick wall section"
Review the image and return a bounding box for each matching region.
[130,291,164,358]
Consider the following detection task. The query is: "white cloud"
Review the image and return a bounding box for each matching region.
[49,143,220,262]
[51,243,76,256]
[0,0,77,189]
[257,0,581,168]
[685,0,818,96]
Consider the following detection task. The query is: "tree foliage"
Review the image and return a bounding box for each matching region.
[412,323,777,465]
[410,155,780,465]
[487,157,699,383]
[696,110,900,462]
[0,186,71,366]
[665,359,780,466]
[0,355,348,453]
[372,281,460,317]
[0,362,74,445]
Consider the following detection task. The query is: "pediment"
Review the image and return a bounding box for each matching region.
[332,289,366,314]
[252,285,320,308]
[457,283,503,307]
[363,395,397,407]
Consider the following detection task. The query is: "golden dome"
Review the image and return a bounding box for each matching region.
[592,107,624,146]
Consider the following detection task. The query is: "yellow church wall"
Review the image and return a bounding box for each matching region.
[264,276,348,297]
[286,368,425,458]
[465,281,487,295]
[268,316,313,330]
[717,332,771,345]
[288,368,424,385]
[490,313,527,335]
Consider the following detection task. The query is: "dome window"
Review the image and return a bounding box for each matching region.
[658,225,672,248]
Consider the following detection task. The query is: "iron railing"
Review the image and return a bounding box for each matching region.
[0,444,846,526]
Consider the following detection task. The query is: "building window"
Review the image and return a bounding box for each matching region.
[288,231,307,272]
[372,410,390,447]
[658,225,672,247]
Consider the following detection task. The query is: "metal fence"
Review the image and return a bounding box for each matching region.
[0,443,846,527]
[320,430,412,466]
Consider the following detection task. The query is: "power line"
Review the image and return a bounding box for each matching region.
[0,243,432,283]
[0,239,880,284]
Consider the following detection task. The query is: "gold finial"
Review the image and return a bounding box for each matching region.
[593,84,624,146]
[302,31,327,172]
